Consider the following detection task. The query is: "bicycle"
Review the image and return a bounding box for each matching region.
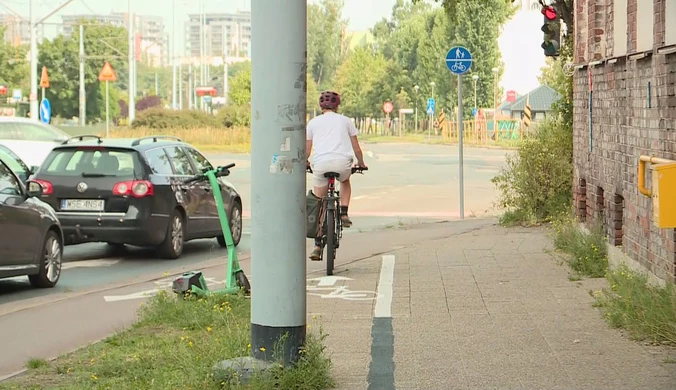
[306,165,368,276]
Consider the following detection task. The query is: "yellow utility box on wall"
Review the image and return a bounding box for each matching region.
[651,162,676,228]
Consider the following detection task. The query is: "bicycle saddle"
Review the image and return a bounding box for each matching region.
[323,172,340,178]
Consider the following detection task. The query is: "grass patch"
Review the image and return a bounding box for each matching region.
[109,127,251,153]
[0,291,333,390]
[358,133,520,149]
[25,359,49,370]
[593,265,676,345]
[550,214,608,279]
[60,126,252,153]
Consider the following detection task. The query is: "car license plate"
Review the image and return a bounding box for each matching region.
[61,199,105,211]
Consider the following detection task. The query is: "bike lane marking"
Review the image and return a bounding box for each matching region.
[368,254,396,390]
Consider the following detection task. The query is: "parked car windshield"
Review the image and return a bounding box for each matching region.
[42,147,141,178]
[0,145,29,181]
[0,160,22,203]
[0,121,69,142]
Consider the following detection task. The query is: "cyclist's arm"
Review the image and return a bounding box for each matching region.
[305,139,312,161]
[306,122,314,161]
[347,119,366,166]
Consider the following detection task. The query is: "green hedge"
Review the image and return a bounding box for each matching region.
[131,106,251,129]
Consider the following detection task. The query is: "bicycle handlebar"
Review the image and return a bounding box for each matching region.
[182,163,237,184]
[305,165,368,174]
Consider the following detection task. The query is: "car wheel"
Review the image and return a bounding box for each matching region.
[158,209,185,259]
[29,230,63,288]
[217,201,242,248]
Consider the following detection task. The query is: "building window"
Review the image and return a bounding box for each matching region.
[667,0,676,46]
[613,0,628,56]
[636,0,653,52]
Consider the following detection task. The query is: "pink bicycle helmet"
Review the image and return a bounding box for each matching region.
[319,90,341,110]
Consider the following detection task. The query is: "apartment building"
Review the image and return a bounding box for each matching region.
[60,12,167,66]
[0,14,46,47]
[184,11,251,61]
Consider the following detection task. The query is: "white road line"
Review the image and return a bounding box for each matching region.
[374,255,395,318]
[62,259,120,270]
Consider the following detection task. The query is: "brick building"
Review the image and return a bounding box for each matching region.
[572,0,676,283]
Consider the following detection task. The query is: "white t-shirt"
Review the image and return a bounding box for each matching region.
[307,112,358,165]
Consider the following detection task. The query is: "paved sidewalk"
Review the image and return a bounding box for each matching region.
[313,223,676,390]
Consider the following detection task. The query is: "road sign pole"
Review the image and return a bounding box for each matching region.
[79,24,86,126]
[445,46,472,221]
[29,0,38,121]
[128,0,135,124]
[105,80,110,137]
[250,0,307,366]
[457,75,464,220]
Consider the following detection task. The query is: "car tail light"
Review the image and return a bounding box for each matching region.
[113,180,154,198]
[34,179,53,195]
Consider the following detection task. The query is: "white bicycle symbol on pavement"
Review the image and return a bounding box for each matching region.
[306,276,380,301]
[307,285,380,301]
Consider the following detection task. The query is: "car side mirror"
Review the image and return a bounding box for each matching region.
[26,180,44,198]
[30,165,40,174]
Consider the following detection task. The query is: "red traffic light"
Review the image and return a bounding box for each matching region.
[542,5,557,20]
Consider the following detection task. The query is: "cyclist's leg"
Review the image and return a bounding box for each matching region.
[310,165,329,260]
[336,159,354,227]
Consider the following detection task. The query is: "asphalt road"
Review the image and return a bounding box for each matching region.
[0,143,509,306]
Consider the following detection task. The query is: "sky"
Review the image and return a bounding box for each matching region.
[5,0,546,95]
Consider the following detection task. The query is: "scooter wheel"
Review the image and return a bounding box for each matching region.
[235,271,251,295]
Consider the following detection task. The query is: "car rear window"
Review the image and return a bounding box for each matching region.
[42,147,142,177]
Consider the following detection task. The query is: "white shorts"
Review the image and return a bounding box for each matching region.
[311,157,354,188]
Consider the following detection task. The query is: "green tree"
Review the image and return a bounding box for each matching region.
[0,26,28,91]
[228,62,251,105]
[307,0,349,88]
[334,46,388,118]
[38,21,128,122]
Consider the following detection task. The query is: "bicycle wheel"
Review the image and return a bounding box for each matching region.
[325,208,336,276]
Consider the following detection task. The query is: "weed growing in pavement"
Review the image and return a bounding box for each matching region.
[551,213,608,279]
[1,291,334,390]
[592,265,676,345]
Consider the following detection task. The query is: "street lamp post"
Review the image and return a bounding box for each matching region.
[429,81,435,137]
[472,74,478,142]
[414,84,419,133]
[472,75,478,109]
[492,67,499,141]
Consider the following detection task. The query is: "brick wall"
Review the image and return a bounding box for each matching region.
[572,1,676,282]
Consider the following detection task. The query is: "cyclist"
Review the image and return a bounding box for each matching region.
[306,90,367,260]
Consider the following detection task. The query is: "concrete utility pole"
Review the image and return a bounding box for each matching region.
[171,0,177,109]
[29,0,38,121]
[79,24,86,125]
[250,0,307,364]
[128,0,136,124]
[179,63,183,109]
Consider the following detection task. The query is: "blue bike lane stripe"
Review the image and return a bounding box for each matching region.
[368,255,396,390]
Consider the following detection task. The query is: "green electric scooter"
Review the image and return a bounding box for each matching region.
[172,163,251,298]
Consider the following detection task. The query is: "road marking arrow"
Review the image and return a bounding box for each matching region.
[307,276,353,287]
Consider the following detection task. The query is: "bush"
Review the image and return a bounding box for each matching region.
[491,117,573,225]
[136,95,163,111]
[131,108,222,129]
[552,214,608,278]
[218,104,251,128]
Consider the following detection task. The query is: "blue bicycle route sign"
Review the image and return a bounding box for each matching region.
[445,46,473,76]
[426,98,435,115]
